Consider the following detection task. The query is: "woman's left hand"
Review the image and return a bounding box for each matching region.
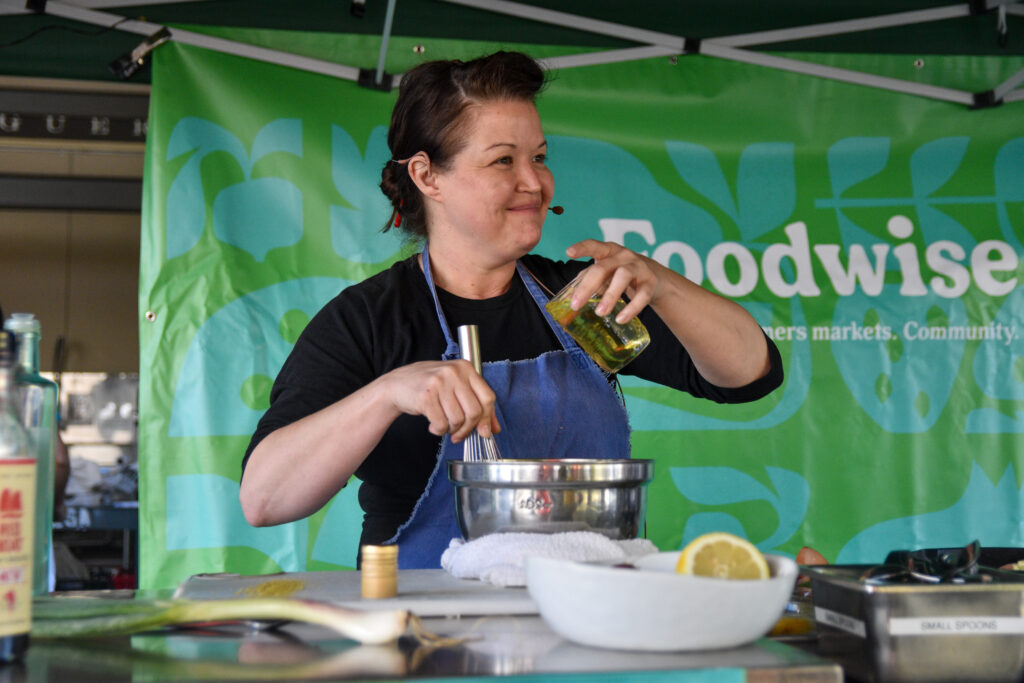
[564,239,660,324]
[564,239,772,388]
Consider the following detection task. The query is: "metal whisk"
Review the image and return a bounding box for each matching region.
[457,324,503,462]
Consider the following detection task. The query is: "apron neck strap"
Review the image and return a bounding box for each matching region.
[421,243,462,361]
[421,244,580,360]
[515,261,581,352]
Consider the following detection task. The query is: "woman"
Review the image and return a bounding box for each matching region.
[240,51,783,568]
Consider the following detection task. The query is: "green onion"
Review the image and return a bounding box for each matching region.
[32,596,411,644]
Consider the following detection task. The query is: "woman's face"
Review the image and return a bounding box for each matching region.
[428,99,554,266]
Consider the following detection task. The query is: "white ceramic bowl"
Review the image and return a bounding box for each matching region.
[525,551,798,652]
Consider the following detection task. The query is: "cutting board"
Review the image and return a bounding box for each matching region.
[174,569,539,618]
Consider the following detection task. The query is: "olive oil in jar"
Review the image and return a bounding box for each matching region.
[545,296,650,373]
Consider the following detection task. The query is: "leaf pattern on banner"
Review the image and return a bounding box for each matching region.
[910,137,969,198]
[910,137,974,246]
[212,178,303,262]
[166,474,308,572]
[965,409,1024,433]
[822,137,891,247]
[166,117,304,261]
[670,466,809,554]
[622,296,810,431]
[968,284,1024,429]
[665,142,735,219]
[329,125,405,264]
[665,141,795,242]
[542,135,723,256]
[836,462,1024,563]
[994,137,1024,251]
[166,118,244,259]
[547,135,808,430]
[832,286,966,433]
[169,277,352,437]
[827,137,891,197]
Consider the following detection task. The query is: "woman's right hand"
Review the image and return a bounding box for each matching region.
[242,358,501,527]
[379,360,501,443]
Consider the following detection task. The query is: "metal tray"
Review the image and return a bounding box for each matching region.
[806,564,1024,682]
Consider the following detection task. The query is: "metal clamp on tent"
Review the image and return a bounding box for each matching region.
[358,67,393,91]
[972,89,1003,108]
[110,26,171,80]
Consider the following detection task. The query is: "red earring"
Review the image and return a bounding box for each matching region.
[393,200,404,228]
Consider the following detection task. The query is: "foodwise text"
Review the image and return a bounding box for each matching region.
[601,215,1018,299]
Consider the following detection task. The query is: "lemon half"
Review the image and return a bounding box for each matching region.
[676,532,770,580]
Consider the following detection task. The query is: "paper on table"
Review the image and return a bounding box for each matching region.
[174,568,538,618]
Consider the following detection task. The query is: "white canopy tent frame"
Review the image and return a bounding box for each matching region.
[0,0,1021,105]
[446,0,1024,106]
[0,0,365,81]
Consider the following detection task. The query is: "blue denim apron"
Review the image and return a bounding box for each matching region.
[386,245,632,568]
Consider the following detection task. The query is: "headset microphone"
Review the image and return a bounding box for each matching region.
[549,206,564,215]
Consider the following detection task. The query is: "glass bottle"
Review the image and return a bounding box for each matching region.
[544,272,651,373]
[3,314,56,595]
[0,330,35,661]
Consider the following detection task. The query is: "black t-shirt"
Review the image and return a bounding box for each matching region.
[243,253,783,546]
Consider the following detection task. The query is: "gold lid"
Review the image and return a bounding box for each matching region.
[361,544,398,599]
[361,544,398,560]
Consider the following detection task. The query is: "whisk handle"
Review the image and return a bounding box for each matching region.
[457,325,483,374]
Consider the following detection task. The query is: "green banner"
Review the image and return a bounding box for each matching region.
[140,30,1024,589]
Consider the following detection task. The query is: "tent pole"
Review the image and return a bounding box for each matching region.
[13,0,364,83]
[700,43,975,105]
[375,0,398,86]
[439,0,684,50]
[540,46,680,71]
[714,6,970,48]
[441,0,1012,107]
[440,0,1020,50]
[7,0,1019,103]
[0,0,156,36]
[992,66,1024,101]
[34,0,209,6]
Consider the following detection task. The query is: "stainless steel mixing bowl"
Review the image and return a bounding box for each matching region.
[448,459,654,540]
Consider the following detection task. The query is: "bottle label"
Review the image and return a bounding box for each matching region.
[0,460,35,637]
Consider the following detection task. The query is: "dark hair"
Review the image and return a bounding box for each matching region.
[379,51,547,238]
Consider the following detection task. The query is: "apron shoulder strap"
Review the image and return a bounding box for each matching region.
[421,243,462,361]
[516,261,588,357]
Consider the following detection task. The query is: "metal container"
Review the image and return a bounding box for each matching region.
[805,565,1024,682]
[448,459,654,540]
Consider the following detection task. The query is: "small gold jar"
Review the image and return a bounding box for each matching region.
[361,544,398,599]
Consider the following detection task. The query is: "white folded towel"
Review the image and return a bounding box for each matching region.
[440,531,658,587]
